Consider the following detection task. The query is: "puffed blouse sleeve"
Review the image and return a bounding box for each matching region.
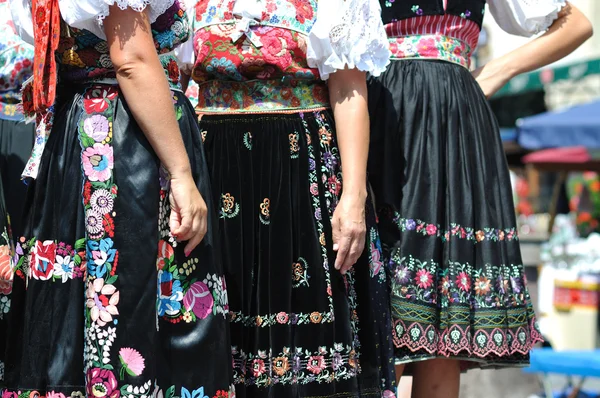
[173,0,196,74]
[58,0,177,40]
[9,0,35,45]
[488,0,567,37]
[307,0,391,81]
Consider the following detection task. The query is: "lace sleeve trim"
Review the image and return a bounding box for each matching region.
[307,0,390,80]
[60,0,175,39]
[488,0,566,37]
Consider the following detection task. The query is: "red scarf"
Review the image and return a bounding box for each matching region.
[30,0,61,113]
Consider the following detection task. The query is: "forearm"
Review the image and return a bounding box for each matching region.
[104,6,192,177]
[116,62,191,176]
[329,69,369,198]
[495,3,592,78]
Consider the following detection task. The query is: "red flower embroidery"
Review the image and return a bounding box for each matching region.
[291,0,314,24]
[30,240,56,280]
[83,85,118,114]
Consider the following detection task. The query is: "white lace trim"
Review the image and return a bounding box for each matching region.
[96,0,176,25]
[307,0,390,80]
[59,0,176,39]
[488,0,567,37]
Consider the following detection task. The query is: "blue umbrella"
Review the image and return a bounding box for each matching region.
[517,99,600,150]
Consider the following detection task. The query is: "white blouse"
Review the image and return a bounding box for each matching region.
[488,0,567,37]
[9,0,177,41]
[307,0,390,80]
[177,0,391,81]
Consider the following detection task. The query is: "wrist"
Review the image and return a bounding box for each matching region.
[341,187,367,201]
[167,164,193,180]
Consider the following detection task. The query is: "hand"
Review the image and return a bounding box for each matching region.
[169,171,208,256]
[471,59,513,99]
[331,192,367,274]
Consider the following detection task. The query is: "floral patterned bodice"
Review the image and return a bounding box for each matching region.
[189,0,330,113]
[57,0,190,86]
[0,0,34,120]
[190,0,318,83]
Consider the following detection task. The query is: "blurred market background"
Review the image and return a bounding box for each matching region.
[397,1,600,397]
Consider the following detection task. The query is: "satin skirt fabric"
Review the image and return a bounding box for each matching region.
[1,83,234,396]
[368,60,542,370]
[199,111,395,397]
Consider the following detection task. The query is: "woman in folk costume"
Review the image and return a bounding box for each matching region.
[177,0,395,396]
[1,0,234,396]
[367,0,592,396]
[0,0,35,243]
[0,0,35,382]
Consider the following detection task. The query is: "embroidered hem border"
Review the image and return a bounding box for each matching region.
[391,299,543,359]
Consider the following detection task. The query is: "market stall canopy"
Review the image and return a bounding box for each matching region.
[517,99,600,150]
[522,146,600,172]
[494,58,600,97]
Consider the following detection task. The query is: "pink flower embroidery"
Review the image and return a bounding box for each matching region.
[252,359,266,377]
[425,224,437,236]
[259,28,294,70]
[82,143,114,182]
[370,242,383,277]
[86,278,119,326]
[456,272,471,292]
[276,312,289,324]
[46,392,67,398]
[86,368,120,398]
[119,347,146,377]
[307,355,326,374]
[183,281,214,319]
[415,269,433,289]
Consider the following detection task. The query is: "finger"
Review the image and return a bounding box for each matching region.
[184,211,207,256]
[169,207,182,239]
[174,210,193,241]
[334,235,350,271]
[331,216,340,252]
[341,233,366,274]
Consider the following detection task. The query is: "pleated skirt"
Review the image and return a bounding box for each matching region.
[1,83,234,397]
[368,60,542,370]
[199,110,395,397]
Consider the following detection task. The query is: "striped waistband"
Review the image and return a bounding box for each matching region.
[388,34,473,69]
[193,79,329,115]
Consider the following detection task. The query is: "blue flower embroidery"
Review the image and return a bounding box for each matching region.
[157,270,184,316]
[206,57,243,81]
[87,238,116,278]
[181,387,209,398]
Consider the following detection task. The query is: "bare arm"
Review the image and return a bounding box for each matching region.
[328,68,369,273]
[104,6,207,254]
[473,2,593,97]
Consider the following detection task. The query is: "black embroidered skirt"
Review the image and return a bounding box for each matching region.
[367,60,542,370]
[199,110,395,397]
[1,83,234,397]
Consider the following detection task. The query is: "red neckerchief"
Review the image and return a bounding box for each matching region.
[30,0,61,113]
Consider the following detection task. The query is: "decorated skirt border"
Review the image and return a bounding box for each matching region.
[391,299,542,358]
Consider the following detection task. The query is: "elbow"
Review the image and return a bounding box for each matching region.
[111,51,153,81]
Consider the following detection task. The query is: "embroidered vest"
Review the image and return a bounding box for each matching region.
[381,0,487,27]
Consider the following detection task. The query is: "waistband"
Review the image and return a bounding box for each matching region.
[193,79,329,115]
[388,34,473,69]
